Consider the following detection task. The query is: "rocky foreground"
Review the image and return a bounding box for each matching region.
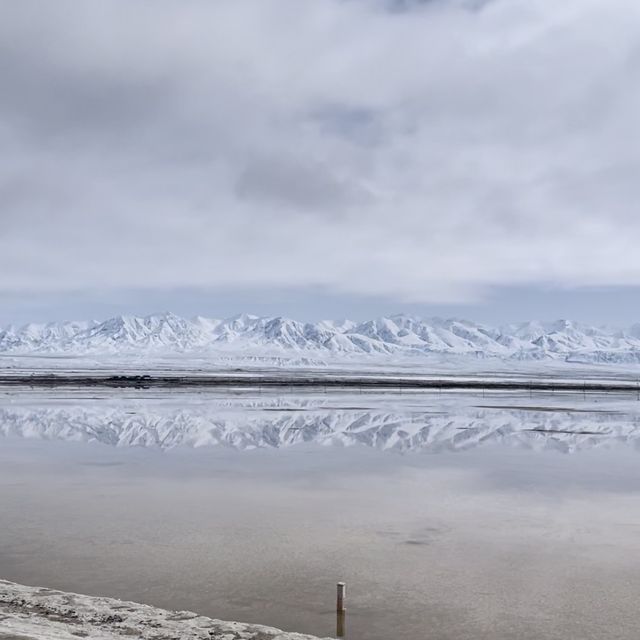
[0,580,328,640]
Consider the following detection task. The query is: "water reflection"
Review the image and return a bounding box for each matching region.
[2,391,640,640]
[1,389,640,453]
[336,610,345,638]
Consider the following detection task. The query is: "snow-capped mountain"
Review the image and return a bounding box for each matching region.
[2,312,640,364]
[0,320,98,352]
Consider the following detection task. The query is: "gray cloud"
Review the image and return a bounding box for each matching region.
[1,0,639,304]
[235,154,369,212]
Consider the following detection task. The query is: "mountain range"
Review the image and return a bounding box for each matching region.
[2,312,640,364]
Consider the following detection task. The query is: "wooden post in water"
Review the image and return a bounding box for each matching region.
[336,582,346,612]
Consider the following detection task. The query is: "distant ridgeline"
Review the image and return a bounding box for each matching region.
[1,312,640,363]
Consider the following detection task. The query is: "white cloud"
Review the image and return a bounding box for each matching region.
[1,0,639,302]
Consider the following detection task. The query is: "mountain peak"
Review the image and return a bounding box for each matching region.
[2,313,640,364]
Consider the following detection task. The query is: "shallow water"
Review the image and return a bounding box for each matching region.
[1,389,640,639]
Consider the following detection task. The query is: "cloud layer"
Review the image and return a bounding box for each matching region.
[1,0,639,303]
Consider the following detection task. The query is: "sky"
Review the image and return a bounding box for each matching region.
[2,0,640,325]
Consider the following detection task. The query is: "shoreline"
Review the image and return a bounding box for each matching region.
[0,579,328,640]
[1,371,640,392]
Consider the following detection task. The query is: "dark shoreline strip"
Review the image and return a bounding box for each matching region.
[1,374,639,393]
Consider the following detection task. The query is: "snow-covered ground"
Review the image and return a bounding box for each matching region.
[0,579,327,640]
[4,312,640,374]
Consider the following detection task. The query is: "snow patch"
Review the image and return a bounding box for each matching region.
[0,579,328,640]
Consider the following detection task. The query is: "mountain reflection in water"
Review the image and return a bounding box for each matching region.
[1,389,640,453]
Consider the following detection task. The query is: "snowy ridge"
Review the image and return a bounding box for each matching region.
[2,399,638,454]
[2,312,640,364]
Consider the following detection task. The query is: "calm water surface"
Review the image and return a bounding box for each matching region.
[1,389,640,639]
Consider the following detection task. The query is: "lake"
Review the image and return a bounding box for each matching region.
[1,387,640,639]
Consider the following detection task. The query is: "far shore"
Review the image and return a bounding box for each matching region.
[1,370,640,393]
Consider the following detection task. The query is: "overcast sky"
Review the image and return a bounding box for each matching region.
[2,0,640,325]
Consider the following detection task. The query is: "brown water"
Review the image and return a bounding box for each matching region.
[1,393,640,639]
